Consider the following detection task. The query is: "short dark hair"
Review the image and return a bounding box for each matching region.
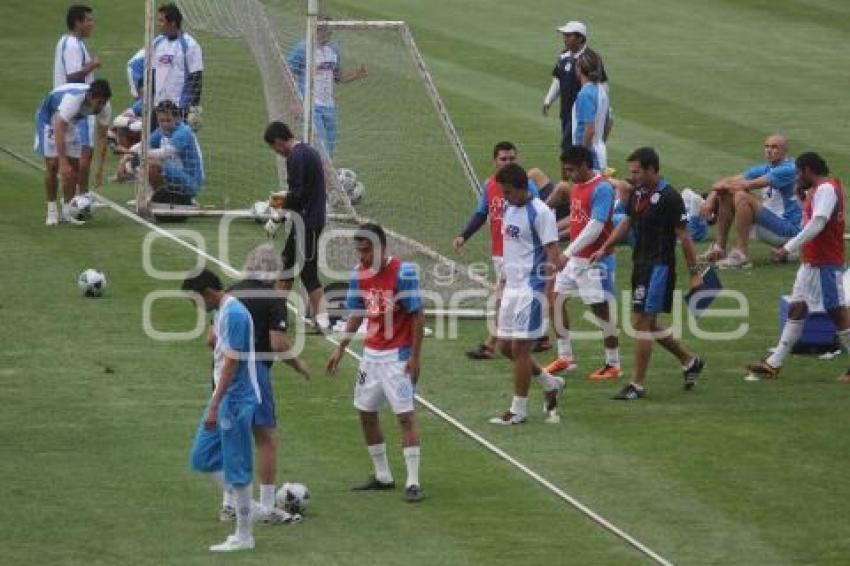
[627,146,660,172]
[155,100,180,117]
[796,152,829,176]
[264,121,294,145]
[88,79,112,100]
[494,162,528,190]
[158,2,183,27]
[492,141,516,158]
[181,269,222,294]
[560,145,593,168]
[66,5,92,31]
[354,222,387,249]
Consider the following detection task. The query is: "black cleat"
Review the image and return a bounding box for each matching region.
[404,485,424,503]
[683,356,705,390]
[612,383,646,401]
[465,343,496,360]
[352,475,396,491]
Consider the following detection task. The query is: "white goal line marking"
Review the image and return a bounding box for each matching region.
[2,145,672,566]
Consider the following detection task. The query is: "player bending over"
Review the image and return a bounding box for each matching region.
[326,223,425,503]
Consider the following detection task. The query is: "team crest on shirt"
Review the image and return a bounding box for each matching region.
[570,198,589,222]
[650,193,660,205]
[158,54,174,65]
[505,224,521,239]
[489,196,506,220]
[365,288,393,317]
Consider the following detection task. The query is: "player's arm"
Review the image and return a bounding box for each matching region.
[543,78,560,115]
[603,108,613,142]
[397,262,423,384]
[267,294,310,379]
[339,65,367,83]
[206,313,249,429]
[777,183,836,260]
[93,103,111,187]
[454,191,488,252]
[677,224,702,290]
[282,153,307,212]
[327,271,365,375]
[590,216,631,263]
[723,174,769,193]
[66,58,101,82]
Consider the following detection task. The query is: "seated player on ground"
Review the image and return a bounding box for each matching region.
[698,134,801,269]
[145,100,204,203]
[110,103,143,182]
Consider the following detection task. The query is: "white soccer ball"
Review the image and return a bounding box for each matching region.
[250,200,271,224]
[348,181,366,205]
[336,168,357,192]
[275,482,310,514]
[77,269,107,297]
[68,194,94,221]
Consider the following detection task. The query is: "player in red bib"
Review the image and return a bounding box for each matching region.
[745,153,850,381]
[326,223,425,502]
[453,141,544,359]
[546,145,621,380]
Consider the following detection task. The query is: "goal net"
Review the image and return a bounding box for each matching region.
[166,0,490,310]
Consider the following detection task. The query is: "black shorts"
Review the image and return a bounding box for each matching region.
[631,263,676,314]
[281,224,323,292]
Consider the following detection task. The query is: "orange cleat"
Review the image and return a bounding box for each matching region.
[544,356,578,374]
[588,364,622,381]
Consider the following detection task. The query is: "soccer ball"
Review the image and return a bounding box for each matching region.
[77,269,107,297]
[336,168,357,192]
[275,482,310,514]
[348,181,366,205]
[250,200,271,224]
[68,194,94,221]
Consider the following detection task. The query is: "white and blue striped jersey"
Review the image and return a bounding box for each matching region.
[501,197,559,292]
[744,158,801,228]
[152,32,203,107]
[36,83,111,129]
[53,34,93,88]
[572,82,610,170]
[127,48,145,99]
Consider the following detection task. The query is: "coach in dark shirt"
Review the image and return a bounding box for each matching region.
[590,147,705,401]
[543,21,588,151]
[264,121,331,331]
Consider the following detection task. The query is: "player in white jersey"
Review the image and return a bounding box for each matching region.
[287,16,367,157]
[152,3,203,129]
[53,5,103,199]
[34,80,112,226]
[488,164,567,425]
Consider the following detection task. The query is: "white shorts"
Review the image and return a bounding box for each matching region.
[554,257,614,305]
[790,264,847,312]
[497,287,548,339]
[34,121,81,159]
[353,357,415,414]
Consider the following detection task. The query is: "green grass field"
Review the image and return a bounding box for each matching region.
[2,0,850,564]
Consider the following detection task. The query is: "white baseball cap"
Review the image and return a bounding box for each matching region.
[557,21,587,37]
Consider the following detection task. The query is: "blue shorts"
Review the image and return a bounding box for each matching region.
[632,263,675,314]
[253,361,276,428]
[688,216,709,242]
[314,105,337,157]
[756,208,800,239]
[162,161,200,196]
[189,393,257,487]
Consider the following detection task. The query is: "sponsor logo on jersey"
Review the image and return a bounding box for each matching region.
[505,224,521,239]
[158,54,174,65]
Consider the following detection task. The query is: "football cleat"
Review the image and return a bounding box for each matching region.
[612,383,646,401]
[45,209,59,226]
[352,476,396,491]
[588,364,622,381]
[255,506,302,525]
[744,360,780,380]
[698,243,726,263]
[716,249,752,270]
[544,356,578,374]
[404,485,424,503]
[466,343,496,360]
[488,410,527,426]
[683,356,705,390]
[209,534,254,552]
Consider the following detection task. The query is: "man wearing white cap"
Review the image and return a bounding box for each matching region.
[543,21,589,151]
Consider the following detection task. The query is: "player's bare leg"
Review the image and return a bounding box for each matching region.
[545,292,577,374]
[828,307,850,382]
[253,427,277,510]
[396,411,422,502]
[352,411,395,490]
[44,157,60,225]
[78,146,93,195]
[731,191,760,257]
[650,318,704,390]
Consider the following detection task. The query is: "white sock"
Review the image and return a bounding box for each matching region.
[605,348,620,367]
[234,485,253,540]
[259,484,276,510]
[838,328,850,352]
[47,201,58,213]
[766,319,804,368]
[403,446,420,488]
[222,487,235,508]
[367,443,393,483]
[631,382,645,391]
[557,334,573,358]
[510,395,528,417]
[534,368,560,391]
[62,201,72,217]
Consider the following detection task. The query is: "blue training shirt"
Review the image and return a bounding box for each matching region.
[743,158,800,227]
[214,297,260,402]
[150,122,205,190]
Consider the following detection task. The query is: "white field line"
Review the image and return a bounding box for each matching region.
[4,145,673,566]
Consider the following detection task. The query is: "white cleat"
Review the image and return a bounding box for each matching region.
[45,210,59,226]
[254,505,302,525]
[209,534,254,552]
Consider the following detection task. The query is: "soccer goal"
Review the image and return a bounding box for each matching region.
[140,0,491,311]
